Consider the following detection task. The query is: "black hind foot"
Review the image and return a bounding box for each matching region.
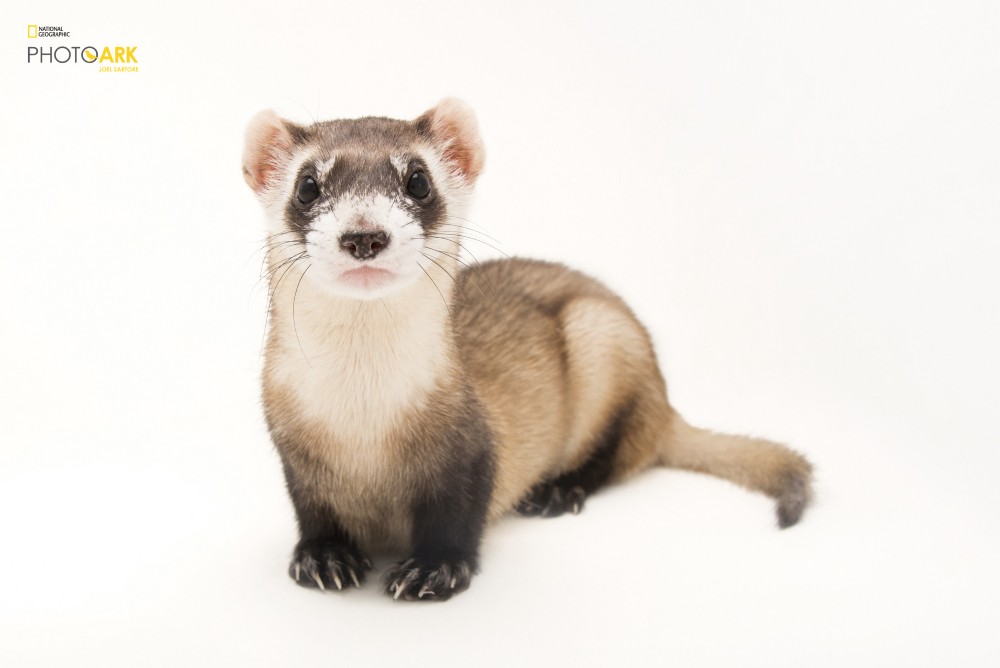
[289,537,372,591]
[384,557,475,601]
[516,404,625,518]
[515,482,587,518]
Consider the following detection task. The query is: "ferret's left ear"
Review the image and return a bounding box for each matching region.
[416,98,486,183]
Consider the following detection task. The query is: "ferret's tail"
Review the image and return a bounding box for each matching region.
[658,415,813,528]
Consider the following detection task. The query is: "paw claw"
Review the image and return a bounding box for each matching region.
[384,557,474,602]
[289,539,371,593]
[517,482,589,518]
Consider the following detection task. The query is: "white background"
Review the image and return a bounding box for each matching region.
[2,1,998,666]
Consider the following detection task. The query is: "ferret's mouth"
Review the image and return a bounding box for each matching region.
[339,266,396,290]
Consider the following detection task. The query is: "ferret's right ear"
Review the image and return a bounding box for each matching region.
[242,110,297,194]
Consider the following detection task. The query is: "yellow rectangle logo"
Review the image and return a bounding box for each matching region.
[28,24,38,38]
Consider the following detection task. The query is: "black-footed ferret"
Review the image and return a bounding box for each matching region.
[242,99,813,602]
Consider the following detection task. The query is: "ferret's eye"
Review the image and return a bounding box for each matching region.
[296,176,319,205]
[407,171,431,200]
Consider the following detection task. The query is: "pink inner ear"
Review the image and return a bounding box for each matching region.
[419,99,485,182]
[442,121,481,179]
[243,111,293,193]
[246,127,280,191]
[440,120,485,182]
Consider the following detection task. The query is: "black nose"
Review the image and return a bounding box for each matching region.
[339,231,389,260]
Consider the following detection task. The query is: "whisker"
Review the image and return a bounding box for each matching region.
[249,232,302,266]
[431,225,505,249]
[292,263,313,367]
[245,232,302,273]
[423,245,508,327]
[256,240,307,281]
[258,251,308,295]
[446,214,497,237]
[253,230,301,249]
[377,298,399,335]
[260,237,306,253]
[251,250,306,308]
[423,245,473,273]
[255,229,301,246]
[416,260,451,316]
[286,97,318,125]
[266,253,307,313]
[262,248,306,274]
[424,247,484,301]
[424,231,510,259]
[259,252,307,359]
[418,251,458,286]
[435,221,503,245]
[250,231,301,259]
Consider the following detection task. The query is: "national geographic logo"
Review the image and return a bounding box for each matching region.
[26,24,139,73]
[28,25,70,38]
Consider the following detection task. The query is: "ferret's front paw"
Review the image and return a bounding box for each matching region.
[288,538,372,592]
[515,482,587,518]
[384,557,474,601]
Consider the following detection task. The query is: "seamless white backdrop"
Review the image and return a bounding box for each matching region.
[2,1,998,666]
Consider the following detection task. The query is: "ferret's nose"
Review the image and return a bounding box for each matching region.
[339,231,389,260]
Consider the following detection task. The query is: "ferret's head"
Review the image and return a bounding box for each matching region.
[242,99,484,300]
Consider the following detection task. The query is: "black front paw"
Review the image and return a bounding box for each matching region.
[289,538,372,592]
[384,557,475,601]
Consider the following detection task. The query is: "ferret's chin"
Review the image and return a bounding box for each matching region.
[318,265,416,300]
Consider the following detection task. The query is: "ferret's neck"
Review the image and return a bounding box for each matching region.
[266,262,457,367]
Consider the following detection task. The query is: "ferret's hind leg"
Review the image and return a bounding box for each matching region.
[513,425,621,518]
[515,396,660,518]
[516,295,667,519]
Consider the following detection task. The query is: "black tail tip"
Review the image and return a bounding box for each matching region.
[775,472,813,529]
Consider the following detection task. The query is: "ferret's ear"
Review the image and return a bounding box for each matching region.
[415,98,485,182]
[242,110,298,194]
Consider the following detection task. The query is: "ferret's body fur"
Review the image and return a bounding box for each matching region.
[243,99,813,601]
